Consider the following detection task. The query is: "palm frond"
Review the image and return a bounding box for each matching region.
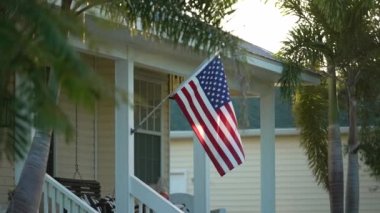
[294,84,329,190]
[95,0,239,55]
[0,0,105,161]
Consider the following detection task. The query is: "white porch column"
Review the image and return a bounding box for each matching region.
[193,136,210,213]
[115,55,135,213]
[260,85,276,213]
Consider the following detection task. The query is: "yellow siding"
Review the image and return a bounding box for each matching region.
[170,137,195,194]
[276,135,329,213]
[54,54,110,180]
[96,57,115,196]
[55,93,96,180]
[170,133,380,213]
[210,136,261,213]
[0,156,14,207]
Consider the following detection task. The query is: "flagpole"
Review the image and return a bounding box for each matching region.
[131,51,220,134]
[131,92,172,134]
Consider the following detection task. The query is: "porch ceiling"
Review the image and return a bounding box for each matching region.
[82,14,320,96]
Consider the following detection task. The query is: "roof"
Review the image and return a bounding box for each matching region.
[240,41,279,62]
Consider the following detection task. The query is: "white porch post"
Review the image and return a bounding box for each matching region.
[115,55,135,213]
[193,136,210,213]
[260,85,276,213]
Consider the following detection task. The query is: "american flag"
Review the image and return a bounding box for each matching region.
[171,56,245,176]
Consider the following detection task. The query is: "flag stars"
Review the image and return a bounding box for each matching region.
[196,57,231,110]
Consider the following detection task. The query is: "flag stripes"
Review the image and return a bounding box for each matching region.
[173,93,227,175]
[173,79,244,176]
[187,81,244,164]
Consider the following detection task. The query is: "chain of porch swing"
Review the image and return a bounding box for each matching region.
[72,56,97,180]
[73,103,83,179]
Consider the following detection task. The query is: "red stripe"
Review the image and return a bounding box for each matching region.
[226,102,238,126]
[181,86,234,171]
[221,103,245,158]
[173,93,226,176]
[189,81,243,165]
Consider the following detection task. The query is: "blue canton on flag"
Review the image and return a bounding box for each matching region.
[197,58,230,110]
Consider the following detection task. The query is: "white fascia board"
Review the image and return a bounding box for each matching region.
[170,127,349,139]
[69,37,128,60]
[245,54,320,85]
[246,55,283,74]
[133,50,196,76]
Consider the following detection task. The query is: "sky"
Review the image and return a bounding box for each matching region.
[223,0,297,53]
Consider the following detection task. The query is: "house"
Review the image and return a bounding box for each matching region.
[0,9,320,213]
[169,95,380,213]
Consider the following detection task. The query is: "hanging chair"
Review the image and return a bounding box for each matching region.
[54,177,101,199]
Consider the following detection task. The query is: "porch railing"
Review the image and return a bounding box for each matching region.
[131,175,182,213]
[42,174,182,213]
[42,174,98,213]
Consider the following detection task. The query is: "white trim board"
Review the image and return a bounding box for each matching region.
[170,127,349,139]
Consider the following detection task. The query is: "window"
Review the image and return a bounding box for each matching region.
[134,78,162,184]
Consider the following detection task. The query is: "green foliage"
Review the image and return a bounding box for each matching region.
[79,0,239,55]
[0,0,104,161]
[276,2,327,100]
[358,58,380,178]
[361,124,380,178]
[277,60,302,101]
[294,84,329,190]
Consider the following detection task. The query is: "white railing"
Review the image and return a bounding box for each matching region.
[42,174,98,213]
[42,174,182,213]
[131,176,182,213]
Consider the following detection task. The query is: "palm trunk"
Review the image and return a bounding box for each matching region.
[327,64,344,213]
[7,129,51,213]
[345,85,359,213]
[7,70,60,212]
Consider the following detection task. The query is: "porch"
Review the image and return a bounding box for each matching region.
[13,12,319,213]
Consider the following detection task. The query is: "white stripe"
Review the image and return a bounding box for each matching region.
[184,83,239,168]
[219,107,245,162]
[220,104,245,160]
[177,89,230,173]
[192,80,245,162]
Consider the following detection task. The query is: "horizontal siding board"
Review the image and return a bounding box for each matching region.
[96,56,115,197]
[0,159,14,206]
[170,133,380,213]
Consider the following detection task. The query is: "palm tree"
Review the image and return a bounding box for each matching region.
[277,4,344,212]
[2,0,240,212]
[276,0,380,212]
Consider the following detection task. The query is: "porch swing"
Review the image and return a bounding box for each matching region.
[54,104,101,200]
